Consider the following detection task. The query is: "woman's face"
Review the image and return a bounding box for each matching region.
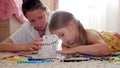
[51,21,78,47]
[26,8,46,31]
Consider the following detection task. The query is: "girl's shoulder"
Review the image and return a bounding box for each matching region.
[86,29,99,34]
[86,29,101,39]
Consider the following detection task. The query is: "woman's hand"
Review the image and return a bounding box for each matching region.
[24,38,43,51]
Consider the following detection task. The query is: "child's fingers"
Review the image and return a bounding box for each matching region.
[56,50,67,54]
[56,49,74,54]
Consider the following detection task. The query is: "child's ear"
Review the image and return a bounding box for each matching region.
[67,21,75,30]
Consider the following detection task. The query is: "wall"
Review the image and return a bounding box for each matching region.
[10,16,21,34]
[41,0,55,10]
[106,0,120,33]
[0,15,21,42]
[0,19,10,42]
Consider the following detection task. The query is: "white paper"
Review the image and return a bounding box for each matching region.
[39,34,63,58]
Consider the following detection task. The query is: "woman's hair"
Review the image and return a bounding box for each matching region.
[22,0,46,17]
[49,11,87,45]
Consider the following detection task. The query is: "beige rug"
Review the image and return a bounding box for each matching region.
[0,52,120,68]
[1,60,120,68]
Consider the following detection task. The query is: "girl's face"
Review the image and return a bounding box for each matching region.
[51,21,78,47]
[26,8,46,31]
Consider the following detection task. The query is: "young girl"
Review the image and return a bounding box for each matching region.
[49,11,120,56]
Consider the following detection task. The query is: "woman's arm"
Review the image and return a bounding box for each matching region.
[0,38,42,52]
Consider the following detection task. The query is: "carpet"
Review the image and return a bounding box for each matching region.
[0,52,120,68]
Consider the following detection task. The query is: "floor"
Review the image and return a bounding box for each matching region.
[0,52,120,68]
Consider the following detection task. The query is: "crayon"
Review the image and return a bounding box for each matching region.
[17,59,52,64]
[28,58,48,61]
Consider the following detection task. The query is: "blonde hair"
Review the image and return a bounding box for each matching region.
[49,11,87,45]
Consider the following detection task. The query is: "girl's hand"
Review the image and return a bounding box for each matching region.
[24,38,43,51]
[56,47,77,54]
